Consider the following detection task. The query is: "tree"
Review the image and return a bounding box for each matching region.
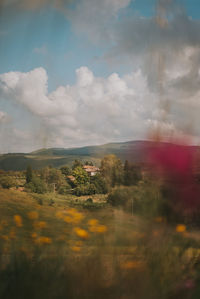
[60,166,71,176]
[47,168,66,191]
[72,166,89,186]
[90,173,108,194]
[26,165,33,183]
[25,176,47,194]
[100,155,123,188]
[40,167,67,191]
[107,186,135,209]
[40,167,50,183]
[58,182,71,195]
[85,161,93,166]
[124,160,142,186]
[72,160,83,170]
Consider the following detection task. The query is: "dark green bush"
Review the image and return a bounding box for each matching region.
[86,197,93,203]
[107,186,135,210]
[25,176,47,194]
[73,184,93,196]
[58,183,71,195]
[90,174,108,194]
[107,181,172,219]
[0,176,16,189]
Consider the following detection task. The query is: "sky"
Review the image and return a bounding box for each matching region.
[0,0,200,153]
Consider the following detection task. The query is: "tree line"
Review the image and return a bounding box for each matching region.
[0,155,142,196]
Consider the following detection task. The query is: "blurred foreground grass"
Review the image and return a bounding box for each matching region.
[1,189,200,299]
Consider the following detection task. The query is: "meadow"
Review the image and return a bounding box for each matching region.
[1,188,200,299]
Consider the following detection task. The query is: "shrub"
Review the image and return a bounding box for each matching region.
[26,165,33,183]
[86,197,93,203]
[25,176,47,194]
[73,184,91,196]
[131,180,172,220]
[0,176,16,189]
[107,182,171,218]
[107,186,135,210]
[72,166,89,186]
[48,199,55,206]
[124,160,142,186]
[58,183,71,195]
[100,154,123,188]
[91,174,108,194]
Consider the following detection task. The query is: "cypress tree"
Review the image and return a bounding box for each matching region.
[26,165,33,183]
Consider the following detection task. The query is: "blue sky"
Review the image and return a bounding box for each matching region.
[0,0,200,152]
[0,0,199,89]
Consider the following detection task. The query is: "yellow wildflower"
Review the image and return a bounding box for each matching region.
[88,223,107,234]
[96,225,107,233]
[31,232,37,239]
[14,215,23,227]
[55,211,64,219]
[72,212,84,223]
[64,212,84,224]
[33,221,47,229]
[67,208,77,215]
[176,224,186,233]
[64,216,73,223]
[36,236,52,245]
[27,211,39,220]
[88,219,99,226]
[74,227,89,239]
[121,260,145,270]
[71,246,81,252]
[56,211,65,219]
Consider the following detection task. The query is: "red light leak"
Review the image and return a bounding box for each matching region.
[148,139,200,215]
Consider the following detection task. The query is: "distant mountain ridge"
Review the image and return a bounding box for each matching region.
[1,140,199,171]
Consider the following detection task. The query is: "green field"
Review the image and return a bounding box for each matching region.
[1,188,200,299]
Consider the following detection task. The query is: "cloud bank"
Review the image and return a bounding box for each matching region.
[0,66,158,152]
[1,60,200,152]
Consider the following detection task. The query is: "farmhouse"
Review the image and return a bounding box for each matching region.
[67,175,76,182]
[83,165,100,176]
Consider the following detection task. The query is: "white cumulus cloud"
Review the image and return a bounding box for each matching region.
[1,63,200,152]
[0,66,159,151]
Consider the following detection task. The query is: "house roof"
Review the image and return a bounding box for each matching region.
[83,165,100,172]
[67,175,75,181]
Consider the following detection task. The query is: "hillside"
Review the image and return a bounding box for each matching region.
[1,140,200,171]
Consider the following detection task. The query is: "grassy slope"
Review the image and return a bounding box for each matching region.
[1,188,199,253]
[0,189,144,255]
[1,189,200,299]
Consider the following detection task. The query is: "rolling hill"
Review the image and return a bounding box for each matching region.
[1,140,200,171]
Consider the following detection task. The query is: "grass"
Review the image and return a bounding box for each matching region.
[1,188,200,298]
